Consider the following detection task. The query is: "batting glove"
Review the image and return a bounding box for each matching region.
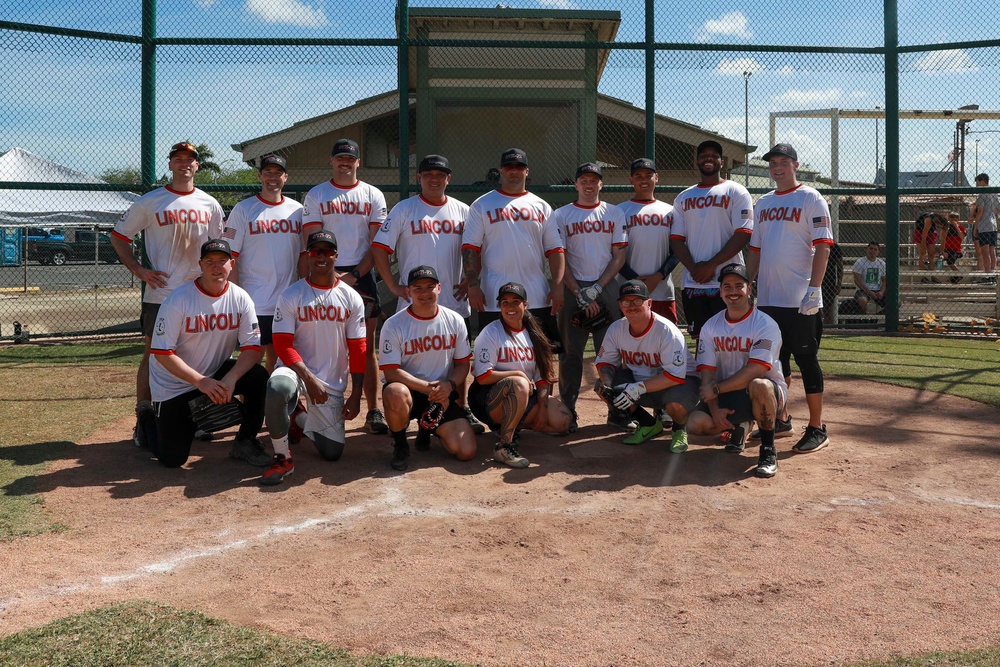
[799,286,823,316]
[581,283,603,304]
[575,292,592,310]
[612,382,646,411]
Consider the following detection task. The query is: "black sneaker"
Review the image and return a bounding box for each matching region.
[724,423,748,453]
[755,446,777,478]
[750,416,791,440]
[606,409,638,434]
[567,410,579,434]
[793,424,830,454]
[414,427,431,451]
[135,403,159,454]
[390,441,410,471]
[366,408,389,435]
[464,406,486,435]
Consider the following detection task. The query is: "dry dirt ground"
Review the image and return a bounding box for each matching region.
[2,370,999,667]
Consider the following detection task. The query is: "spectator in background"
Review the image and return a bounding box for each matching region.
[821,241,844,324]
[935,212,966,284]
[852,242,887,313]
[971,173,998,279]
[913,211,941,271]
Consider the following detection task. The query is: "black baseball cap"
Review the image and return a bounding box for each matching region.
[618,280,649,300]
[259,154,287,172]
[696,140,724,157]
[496,281,527,302]
[575,162,602,180]
[200,238,232,258]
[630,158,655,174]
[407,265,439,284]
[418,154,451,174]
[169,141,199,159]
[306,229,337,250]
[718,263,750,282]
[331,138,360,158]
[762,143,798,161]
[500,148,528,167]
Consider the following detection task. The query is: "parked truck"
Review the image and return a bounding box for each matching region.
[27,229,120,265]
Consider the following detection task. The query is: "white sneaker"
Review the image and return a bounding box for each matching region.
[494,442,529,469]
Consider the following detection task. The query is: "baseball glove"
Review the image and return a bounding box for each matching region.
[188,395,244,433]
[595,382,623,405]
[360,293,379,320]
[570,304,614,332]
[419,402,445,432]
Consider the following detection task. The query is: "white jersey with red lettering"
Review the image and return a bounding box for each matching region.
[378,305,472,383]
[669,180,754,289]
[372,194,471,316]
[617,198,675,301]
[696,306,788,398]
[113,186,225,305]
[302,180,388,266]
[463,189,562,312]
[149,280,260,402]
[552,201,628,282]
[595,312,692,384]
[472,319,543,384]
[749,184,835,308]
[225,195,304,316]
[272,277,366,396]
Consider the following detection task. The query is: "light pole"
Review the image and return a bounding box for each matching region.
[874,105,881,176]
[975,139,980,174]
[214,158,236,183]
[743,70,751,186]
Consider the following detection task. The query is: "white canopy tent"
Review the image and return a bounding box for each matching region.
[0,147,138,227]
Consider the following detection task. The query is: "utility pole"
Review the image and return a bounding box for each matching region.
[743,71,752,186]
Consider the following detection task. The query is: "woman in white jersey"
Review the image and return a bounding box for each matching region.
[470,282,572,468]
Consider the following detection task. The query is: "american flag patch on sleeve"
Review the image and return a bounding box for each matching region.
[751,338,772,351]
[741,209,753,219]
[222,227,236,239]
[812,216,830,228]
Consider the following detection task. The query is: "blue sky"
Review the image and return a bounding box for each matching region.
[2,0,997,184]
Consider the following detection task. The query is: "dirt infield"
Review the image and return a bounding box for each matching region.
[2,370,999,667]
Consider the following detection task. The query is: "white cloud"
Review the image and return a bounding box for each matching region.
[912,49,979,75]
[193,0,218,7]
[246,0,330,28]
[773,88,843,107]
[538,0,580,8]
[774,65,800,76]
[715,57,764,76]
[696,11,752,42]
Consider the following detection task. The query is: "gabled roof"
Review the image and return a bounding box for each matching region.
[876,168,970,188]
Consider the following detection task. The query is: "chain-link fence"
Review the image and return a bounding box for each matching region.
[2,0,998,339]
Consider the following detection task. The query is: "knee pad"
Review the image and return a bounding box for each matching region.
[265,374,299,435]
[312,434,345,461]
[794,353,824,394]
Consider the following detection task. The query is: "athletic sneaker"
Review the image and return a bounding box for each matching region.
[755,446,777,478]
[657,409,673,426]
[230,437,272,467]
[567,410,579,434]
[793,424,830,453]
[464,406,487,435]
[494,442,529,468]
[134,402,158,453]
[623,420,663,445]
[366,408,389,435]
[414,427,432,451]
[724,422,749,453]
[260,454,294,486]
[194,429,215,441]
[607,409,639,434]
[289,404,306,444]
[669,428,688,454]
[750,416,792,440]
[390,441,410,471]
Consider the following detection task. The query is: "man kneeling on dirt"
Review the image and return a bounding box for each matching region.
[149,239,270,468]
[594,280,699,452]
[688,263,787,478]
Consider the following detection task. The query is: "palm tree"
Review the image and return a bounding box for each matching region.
[193,142,221,175]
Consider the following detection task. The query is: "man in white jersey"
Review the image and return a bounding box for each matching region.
[259,230,367,485]
[462,147,565,350]
[371,154,485,435]
[746,143,833,454]
[379,265,477,472]
[112,141,225,452]
[148,239,270,468]
[618,157,680,324]
[670,140,754,338]
[302,138,388,435]
[689,263,787,478]
[594,280,699,450]
[553,162,629,432]
[226,154,304,373]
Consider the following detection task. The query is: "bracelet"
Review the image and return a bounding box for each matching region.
[712,383,720,396]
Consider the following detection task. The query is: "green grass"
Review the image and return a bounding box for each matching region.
[1,338,999,666]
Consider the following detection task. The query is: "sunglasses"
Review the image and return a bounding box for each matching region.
[169,142,198,155]
[308,248,336,257]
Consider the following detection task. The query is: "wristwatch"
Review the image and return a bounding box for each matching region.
[349,269,362,280]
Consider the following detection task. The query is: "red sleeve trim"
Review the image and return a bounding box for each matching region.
[347,337,367,374]
[474,369,493,382]
[150,348,175,356]
[273,333,302,366]
[695,364,716,372]
[231,251,241,258]
[536,379,550,388]
[302,221,322,229]
[748,246,761,253]
[662,372,685,383]
[735,228,753,235]
[379,364,401,371]
[371,241,394,255]
[111,230,133,243]
[454,353,473,363]
[812,238,835,247]
[239,345,262,353]
[612,242,629,248]
[669,234,686,240]
[461,244,482,253]
[748,358,772,370]
[545,248,566,257]
[595,362,616,370]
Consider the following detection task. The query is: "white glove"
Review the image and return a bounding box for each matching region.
[613,382,646,411]
[575,292,592,310]
[581,283,603,304]
[799,286,823,315]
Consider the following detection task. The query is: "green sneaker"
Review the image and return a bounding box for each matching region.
[669,428,688,454]
[623,420,662,445]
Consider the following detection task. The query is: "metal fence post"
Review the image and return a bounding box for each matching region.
[884,0,900,332]
[398,0,410,202]
[644,0,655,162]
[141,0,156,191]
